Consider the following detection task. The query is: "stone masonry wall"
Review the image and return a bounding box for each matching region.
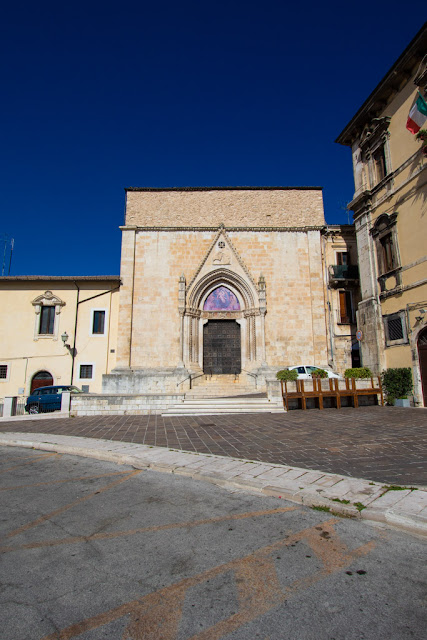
[125,189,325,228]
[119,228,328,370]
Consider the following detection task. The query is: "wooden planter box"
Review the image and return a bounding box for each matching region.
[280,377,384,410]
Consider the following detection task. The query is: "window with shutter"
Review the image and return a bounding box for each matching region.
[339,291,353,324]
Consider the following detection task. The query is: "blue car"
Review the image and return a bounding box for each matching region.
[25,385,82,414]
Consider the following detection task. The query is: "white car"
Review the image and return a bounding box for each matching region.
[286,365,340,380]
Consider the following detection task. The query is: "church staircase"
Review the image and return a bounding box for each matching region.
[162,374,284,415]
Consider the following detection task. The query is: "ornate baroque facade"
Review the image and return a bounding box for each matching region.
[336,23,427,406]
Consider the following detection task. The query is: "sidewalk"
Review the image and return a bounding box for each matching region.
[1,431,426,538]
[1,406,426,484]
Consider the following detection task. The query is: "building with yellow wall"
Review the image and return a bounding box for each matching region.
[336,23,427,406]
[0,190,359,414]
[0,276,120,399]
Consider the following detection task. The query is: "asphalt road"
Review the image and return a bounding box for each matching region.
[1,446,426,640]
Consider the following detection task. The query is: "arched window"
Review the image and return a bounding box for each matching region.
[203,286,240,311]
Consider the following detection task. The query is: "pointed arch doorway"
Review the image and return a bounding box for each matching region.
[182,267,266,373]
[202,286,242,375]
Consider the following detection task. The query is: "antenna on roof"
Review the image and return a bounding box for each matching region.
[8,238,14,275]
[1,236,15,276]
[1,235,7,276]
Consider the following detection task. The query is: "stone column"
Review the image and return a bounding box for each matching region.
[258,275,267,365]
[178,274,186,367]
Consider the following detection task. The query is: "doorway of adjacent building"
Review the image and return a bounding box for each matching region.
[31,370,53,393]
[203,320,241,374]
[418,328,427,406]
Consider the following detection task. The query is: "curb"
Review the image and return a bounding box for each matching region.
[1,432,426,538]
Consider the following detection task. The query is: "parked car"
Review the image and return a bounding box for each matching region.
[285,365,341,380]
[25,385,83,414]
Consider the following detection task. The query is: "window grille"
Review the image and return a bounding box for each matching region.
[384,312,408,346]
[387,317,404,341]
[0,365,8,379]
[79,365,93,379]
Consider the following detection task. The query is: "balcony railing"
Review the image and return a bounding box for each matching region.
[329,264,359,283]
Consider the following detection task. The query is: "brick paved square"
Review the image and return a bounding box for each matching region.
[1,406,426,485]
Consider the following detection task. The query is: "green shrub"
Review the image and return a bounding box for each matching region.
[344,367,372,379]
[382,368,413,402]
[311,368,328,378]
[276,369,298,381]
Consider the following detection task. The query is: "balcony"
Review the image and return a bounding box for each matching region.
[328,264,359,287]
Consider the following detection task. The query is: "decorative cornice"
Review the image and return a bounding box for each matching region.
[1,276,120,282]
[371,212,398,237]
[336,23,427,145]
[31,291,66,312]
[119,225,324,232]
[125,186,323,192]
[201,310,242,319]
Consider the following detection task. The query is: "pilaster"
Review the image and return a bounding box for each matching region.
[114,228,136,369]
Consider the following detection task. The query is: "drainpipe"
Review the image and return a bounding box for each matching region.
[71,281,80,385]
[68,282,121,385]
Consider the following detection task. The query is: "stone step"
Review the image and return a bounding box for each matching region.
[181,398,272,404]
[164,410,284,415]
[185,389,257,398]
[162,397,284,415]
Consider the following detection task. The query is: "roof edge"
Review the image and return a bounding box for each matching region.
[336,22,427,146]
[0,276,121,282]
[125,186,323,192]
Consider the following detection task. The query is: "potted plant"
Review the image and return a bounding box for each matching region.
[276,369,299,381]
[311,368,328,378]
[381,368,413,406]
[344,367,372,379]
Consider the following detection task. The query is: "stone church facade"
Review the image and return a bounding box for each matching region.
[0,186,360,414]
[102,187,356,398]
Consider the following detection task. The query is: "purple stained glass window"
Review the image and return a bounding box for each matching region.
[203,286,240,311]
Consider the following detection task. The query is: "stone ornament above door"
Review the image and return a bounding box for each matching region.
[187,226,257,294]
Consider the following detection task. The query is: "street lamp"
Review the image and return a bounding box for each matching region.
[61,331,71,349]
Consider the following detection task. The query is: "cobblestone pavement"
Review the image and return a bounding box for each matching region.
[1,406,426,485]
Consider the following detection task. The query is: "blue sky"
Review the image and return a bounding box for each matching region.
[1,1,425,276]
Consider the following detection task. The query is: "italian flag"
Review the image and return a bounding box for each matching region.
[406,92,427,134]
